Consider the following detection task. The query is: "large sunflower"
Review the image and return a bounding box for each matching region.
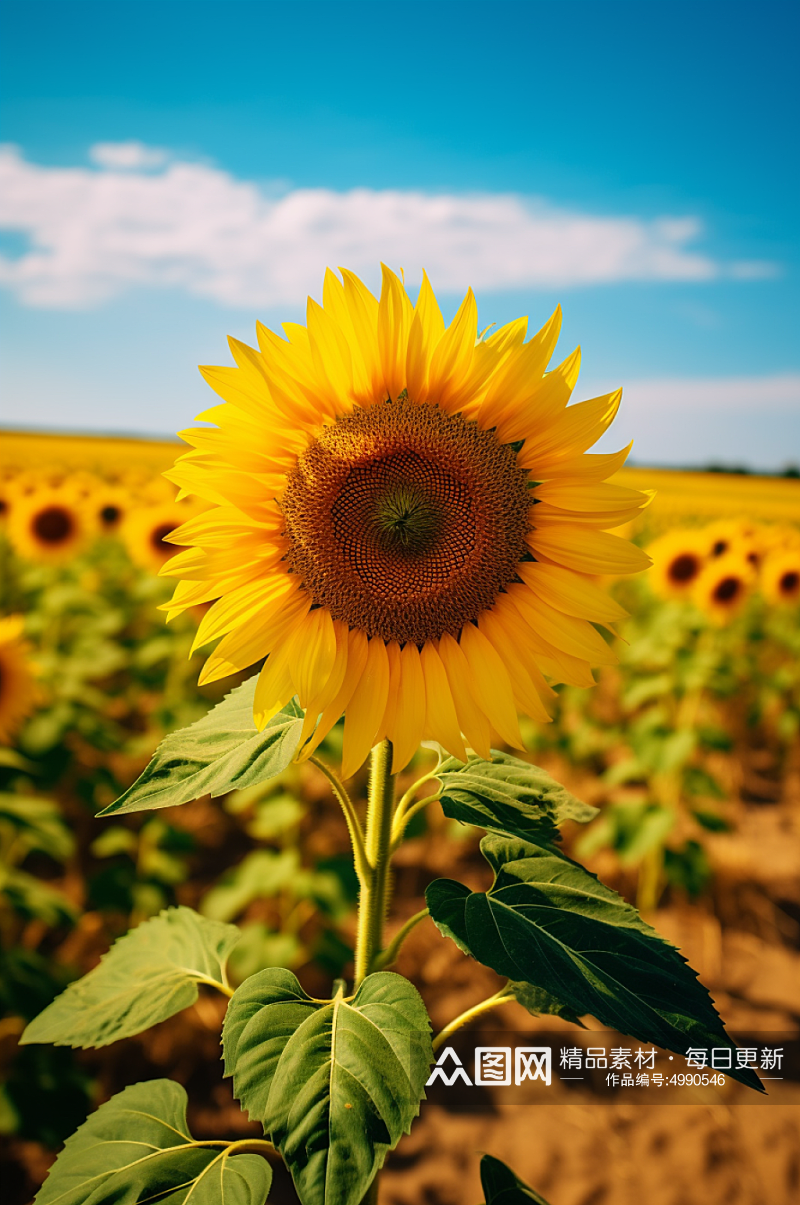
[162,267,651,777]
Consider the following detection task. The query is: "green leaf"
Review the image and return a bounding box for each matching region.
[201,850,300,922]
[480,1154,551,1204]
[0,794,75,861]
[21,906,240,1049]
[223,968,433,1205]
[98,678,303,816]
[436,752,598,848]
[426,834,762,1092]
[2,868,77,927]
[34,1079,272,1205]
[505,981,585,1027]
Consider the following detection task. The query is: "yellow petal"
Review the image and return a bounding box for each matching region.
[494,347,581,444]
[518,562,628,623]
[477,306,562,429]
[322,268,371,399]
[191,573,299,653]
[306,296,354,415]
[253,643,296,730]
[476,611,552,724]
[521,388,622,464]
[376,641,402,745]
[419,642,467,762]
[340,268,384,402]
[377,264,412,402]
[342,636,391,779]
[389,642,427,773]
[502,589,598,687]
[527,525,652,575]
[299,628,369,761]
[437,633,492,760]
[427,288,478,409]
[458,622,524,749]
[290,607,338,708]
[406,269,445,402]
[510,586,617,665]
[521,441,633,480]
[198,595,310,686]
[297,619,351,747]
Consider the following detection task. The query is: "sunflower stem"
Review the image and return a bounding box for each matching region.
[309,755,370,882]
[432,985,515,1053]
[354,739,395,987]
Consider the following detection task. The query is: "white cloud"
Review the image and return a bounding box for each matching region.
[89,141,171,171]
[619,374,800,413]
[0,143,778,310]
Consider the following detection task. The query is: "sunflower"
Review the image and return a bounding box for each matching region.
[703,520,741,560]
[162,266,650,778]
[7,487,92,563]
[761,548,800,607]
[124,502,202,574]
[0,615,39,744]
[693,553,753,622]
[647,529,708,599]
[90,484,131,534]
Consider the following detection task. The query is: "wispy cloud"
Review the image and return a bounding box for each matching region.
[0,143,779,310]
[618,374,800,414]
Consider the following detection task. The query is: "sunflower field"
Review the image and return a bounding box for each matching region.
[1,413,799,1205]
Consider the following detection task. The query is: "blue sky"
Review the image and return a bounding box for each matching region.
[1,0,798,469]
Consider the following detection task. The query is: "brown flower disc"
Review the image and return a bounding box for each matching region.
[280,398,530,644]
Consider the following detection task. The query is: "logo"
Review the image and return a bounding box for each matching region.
[426,1045,552,1088]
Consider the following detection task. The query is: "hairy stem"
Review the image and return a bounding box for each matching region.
[432,986,514,1053]
[309,754,370,881]
[354,740,395,986]
[370,907,430,972]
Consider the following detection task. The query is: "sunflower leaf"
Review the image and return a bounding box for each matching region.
[34,1079,272,1205]
[223,968,433,1205]
[99,677,303,815]
[437,752,597,849]
[480,1154,552,1204]
[21,907,240,1049]
[426,834,763,1092]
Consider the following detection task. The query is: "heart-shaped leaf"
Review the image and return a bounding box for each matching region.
[437,753,597,849]
[99,678,302,815]
[427,834,762,1091]
[22,907,240,1048]
[223,968,432,1205]
[35,1079,272,1205]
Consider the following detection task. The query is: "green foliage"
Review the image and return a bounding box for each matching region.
[505,980,585,1027]
[480,1154,552,1204]
[437,752,598,848]
[21,906,240,1048]
[426,833,761,1091]
[33,1080,272,1205]
[99,679,303,816]
[223,968,433,1205]
[575,801,675,866]
[0,793,76,861]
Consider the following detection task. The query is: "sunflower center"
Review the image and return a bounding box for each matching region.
[280,398,530,644]
[101,504,121,527]
[32,506,73,544]
[713,576,741,604]
[668,553,701,584]
[150,524,174,553]
[780,570,799,596]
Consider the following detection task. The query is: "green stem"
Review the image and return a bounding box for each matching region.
[370,907,429,972]
[432,986,514,1053]
[354,740,395,987]
[390,791,441,849]
[310,754,370,881]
